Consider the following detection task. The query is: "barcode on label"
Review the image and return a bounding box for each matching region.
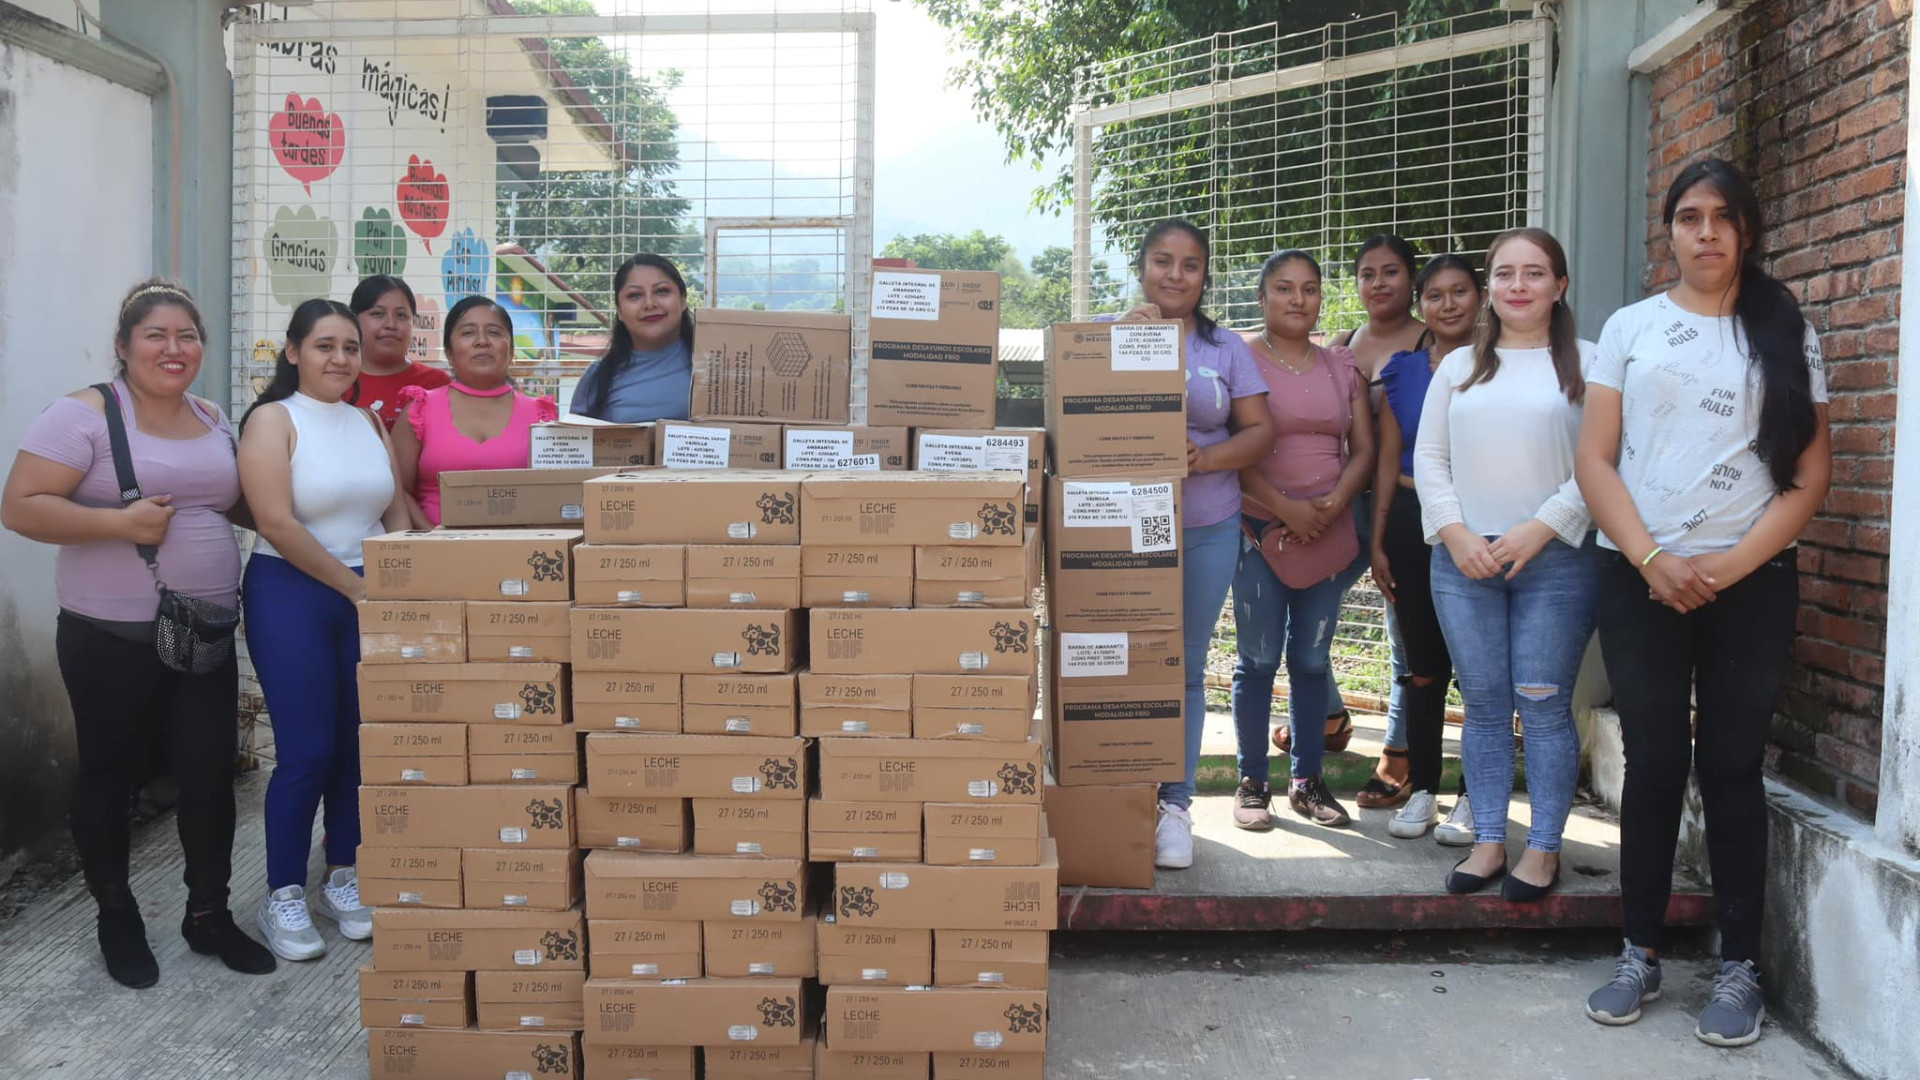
[508,645,534,659]
[726,522,757,540]
[948,522,980,540]
[731,776,763,794]
[968,848,997,861]
[493,703,522,720]
[841,720,870,733]
[399,1013,425,1026]
[728,592,757,604]
[730,899,763,916]
[616,837,641,847]
[499,579,529,596]
[507,1072,532,1080]
[967,780,1001,798]
[713,652,742,669]
[959,652,989,671]
[728,1025,761,1042]
[735,841,763,854]
[978,971,1006,983]
[879,872,911,889]
[512,949,541,966]
[561,503,584,520]
[748,962,775,975]
[841,590,870,603]
[400,646,423,659]
[851,847,879,858]
[616,590,645,603]
[724,717,752,733]
[957,723,985,735]
[398,891,422,904]
[973,1032,1006,1050]
[862,968,889,980]
[509,768,537,780]
[499,827,528,843]
[519,1015,544,1027]
[615,716,640,729]
[632,963,658,975]
[957,591,985,603]
[400,769,426,782]
[504,894,529,906]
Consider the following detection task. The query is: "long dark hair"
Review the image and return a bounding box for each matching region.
[1663,158,1816,493]
[1134,218,1221,345]
[114,278,206,377]
[1414,253,1481,299]
[242,298,358,428]
[1353,234,1418,279]
[1462,228,1583,404]
[442,295,514,362]
[349,274,416,317]
[1258,249,1322,291]
[580,254,695,419]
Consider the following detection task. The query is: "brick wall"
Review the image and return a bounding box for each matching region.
[1642,0,1904,817]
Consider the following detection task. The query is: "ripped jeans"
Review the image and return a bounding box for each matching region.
[1429,534,1599,852]
[1230,521,1354,784]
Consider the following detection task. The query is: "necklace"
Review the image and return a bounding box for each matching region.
[1259,330,1315,376]
[451,380,514,398]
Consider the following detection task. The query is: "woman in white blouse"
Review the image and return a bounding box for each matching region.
[1413,227,1598,904]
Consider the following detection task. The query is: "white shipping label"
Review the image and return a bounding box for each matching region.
[631,963,659,975]
[508,645,534,659]
[861,968,890,981]
[966,780,1002,799]
[661,425,731,469]
[397,891,423,904]
[512,949,542,966]
[493,703,523,720]
[918,433,986,471]
[560,502,584,521]
[871,271,943,321]
[499,827,529,844]
[983,435,1029,473]
[399,769,427,782]
[735,841,763,854]
[878,872,912,890]
[503,894,529,907]
[400,646,424,659]
[518,1016,544,1028]
[1129,482,1178,553]
[835,454,882,471]
[498,579,529,597]
[785,429,856,470]
[850,846,879,858]
[731,899,764,917]
[1059,632,1130,678]
[730,775,763,794]
[1110,322,1181,372]
[840,720,871,733]
[614,716,641,730]
[399,1012,426,1026]
[748,962,776,975]
[724,717,753,733]
[507,1071,533,1080]
[727,1025,762,1042]
[973,1032,1006,1050]
[529,426,593,469]
[1061,482,1132,528]
[509,769,537,781]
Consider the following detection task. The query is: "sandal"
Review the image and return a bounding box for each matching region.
[1273,710,1359,756]
[1356,747,1413,809]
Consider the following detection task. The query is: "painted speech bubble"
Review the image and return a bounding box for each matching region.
[396,155,450,253]
[440,228,491,301]
[411,295,443,363]
[263,205,338,307]
[354,207,407,278]
[268,93,346,194]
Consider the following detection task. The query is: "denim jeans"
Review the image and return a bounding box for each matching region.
[1429,534,1599,852]
[1341,493,1408,748]
[1159,517,1241,809]
[1231,521,1352,784]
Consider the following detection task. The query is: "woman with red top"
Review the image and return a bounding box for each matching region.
[391,296,557,526]
[348,276,448,428]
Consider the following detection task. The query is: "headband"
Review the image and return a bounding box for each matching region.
[122,284,190,312]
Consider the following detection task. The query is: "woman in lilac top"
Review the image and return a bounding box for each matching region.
[1117,219,1273,872]
[1,279,275,988]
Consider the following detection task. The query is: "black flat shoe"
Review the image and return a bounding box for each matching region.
[1502,868,1560,904]
[183,909,277,975]
[1445,855,1507,895]
[98,906,159,989]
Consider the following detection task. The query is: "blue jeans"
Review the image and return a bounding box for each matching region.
[1159,518,1240,809]
[1429,535,1599,852]
[1230,522,1351,783]
[1340,493,1408,748]
[245,553,364,889]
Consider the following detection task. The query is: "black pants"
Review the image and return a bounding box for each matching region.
[1595,550,1796,962]
[1381,485,1452,794]
[56,612,239,914]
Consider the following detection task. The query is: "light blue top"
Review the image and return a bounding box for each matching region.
[569,339,693,423]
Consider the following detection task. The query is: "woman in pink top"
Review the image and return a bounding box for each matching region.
[391,295,557,526]
[1,279,275,988]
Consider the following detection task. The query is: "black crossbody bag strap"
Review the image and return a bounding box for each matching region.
[92,382,162,569]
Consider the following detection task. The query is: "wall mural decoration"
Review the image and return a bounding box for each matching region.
[267,92,346,194]
[354,207,407,277]
[264,205,339,307]
[441,227,491,300]
[396,155,451,253]
[411,296,443,363]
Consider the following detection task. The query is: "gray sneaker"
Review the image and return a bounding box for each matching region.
[1434,794,1474,846]
[1586,941,1662,1025]
[1695,960,1765,1047]
[257,885,327,961]
[313,867,373,941]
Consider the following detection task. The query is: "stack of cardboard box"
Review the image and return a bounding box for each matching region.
[355,527,590,1080]
[1040,319,1192,890]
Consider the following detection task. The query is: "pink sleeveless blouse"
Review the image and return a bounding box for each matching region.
[400,384,557,525]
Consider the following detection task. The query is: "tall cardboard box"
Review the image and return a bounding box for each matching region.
[801,545,915,608]
[800,472,1023,547]
[586,471,799,545]
[914,528,1039,608]
[816,737,1042,805]
[1049,629,1184,784]
[686,545,803,609]
[585,733,808,801]
[816,920,932,986]
[654,420,785,469]
[358,966,472,1030]
[358,845,463,908]
[1046,475,1183,630]
[1042,781,1156,888]
[587,919,702,979]
[368,1028,581,1080]
[867,268,1000,428]
[439,466,625,527]
[571,608,800,674]
[466,601,574,663]
[810,609,1035,676]
[684,673,799,737]
[800,673,912,738]
[824,987,1047,1053]
[573,544,687,607]
[784,424,910,471]
[474,969,587,1032]
[363,529,582,602]
[357,662,569,725]
[358,601,465,664]
[1046,320,1187,476]
[371,908,585,971]
[912,428,1045,525]
[575,794,692,853]
[692,307,852,424]
[530,419,655,469]
[831,842,1057,931]
[360,723,468,785]
[360,785,575,849]
[582,978,806,1047]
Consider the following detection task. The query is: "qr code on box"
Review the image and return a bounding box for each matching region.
[1138,514,1173,550]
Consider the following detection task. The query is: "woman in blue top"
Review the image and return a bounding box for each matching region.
[570,254,695,422]
[1370,254,1482,843]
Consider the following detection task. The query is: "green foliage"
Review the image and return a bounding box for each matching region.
[879,230,1016,273]
[1001,244,1072,329]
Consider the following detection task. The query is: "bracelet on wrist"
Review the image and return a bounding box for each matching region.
[1640,545,1665,568]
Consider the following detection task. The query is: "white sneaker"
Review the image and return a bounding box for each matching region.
[257,885,327,961]
[1435,795,1474,847]
[1388,790,1438,839]
[313,867,374,941]
[1154,801,1194,870]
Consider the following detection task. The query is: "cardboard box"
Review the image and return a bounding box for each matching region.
[809,609,1035,677]
[586,471,800,545]
[360,723,468,786]
[359,965,471,1030]
[808,800,923,864]
[359,662,569,725]
[1046,476,1182,631]
[693,798,808,859]
[530,420,655,469]
[933,930,1049,989]
[585,851,807,923]
[912,428,1045,526]
[692,307,852,425]
[583,978,806,1047]
[800,673,913,738]
[704,913,819,978]
[654,421,786,469]
[831,842,1057,931]
[364,529,582,602]
[922,804,1044,867]
[684,674,798,738]
[818,1046,930,1080]
[588,919,702,980]
[573,672,681,734]
[1050,629,1184,687]
[358,846,463,908]
[911,675,1033,742]
[359,601,465,664]
[1043,782,1156,888]
[368,1028,581,1080]
[816,921,932,986]
[360,785,575,850]
[371,907,585,972]
[824,988,1047,1053]
[687,545,803,609]
[705,1034,819,1079]
[574,544,687,607]
[931,1052,1043,1080]
[1048,678,1185,784]
[867,269,1000,428]
[572,609,800,674]
[816,737,1042,805]
[913,528,1039,608]
[576,794,692,854]
[440,466,626,527]
[468,723,582,785]
[467,601,574,663]
[783,424,911,472]
[586,734,808,800]
[463,848,584,911]
[800,472,1023,548]
[581,1043,697,1080]
[1047,320,1187,476]
[801,545,914,608]
[475,969,588,1032]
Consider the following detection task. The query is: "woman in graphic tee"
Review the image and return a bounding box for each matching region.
[1576,158,1829,1048]
[347,275,448,428]
[569,254,695,422]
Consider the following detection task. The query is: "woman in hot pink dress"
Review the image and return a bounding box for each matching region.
[390,296,556,526]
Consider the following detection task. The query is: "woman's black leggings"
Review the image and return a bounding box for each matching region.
[1381,485,1452,794]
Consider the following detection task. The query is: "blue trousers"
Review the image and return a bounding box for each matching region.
[1159,518,1240,809]
[1231,520,1352,783]
[245,553,363,889]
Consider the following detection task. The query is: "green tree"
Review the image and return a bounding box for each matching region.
[879,229,1018,273]
[1001,244,1072,329]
